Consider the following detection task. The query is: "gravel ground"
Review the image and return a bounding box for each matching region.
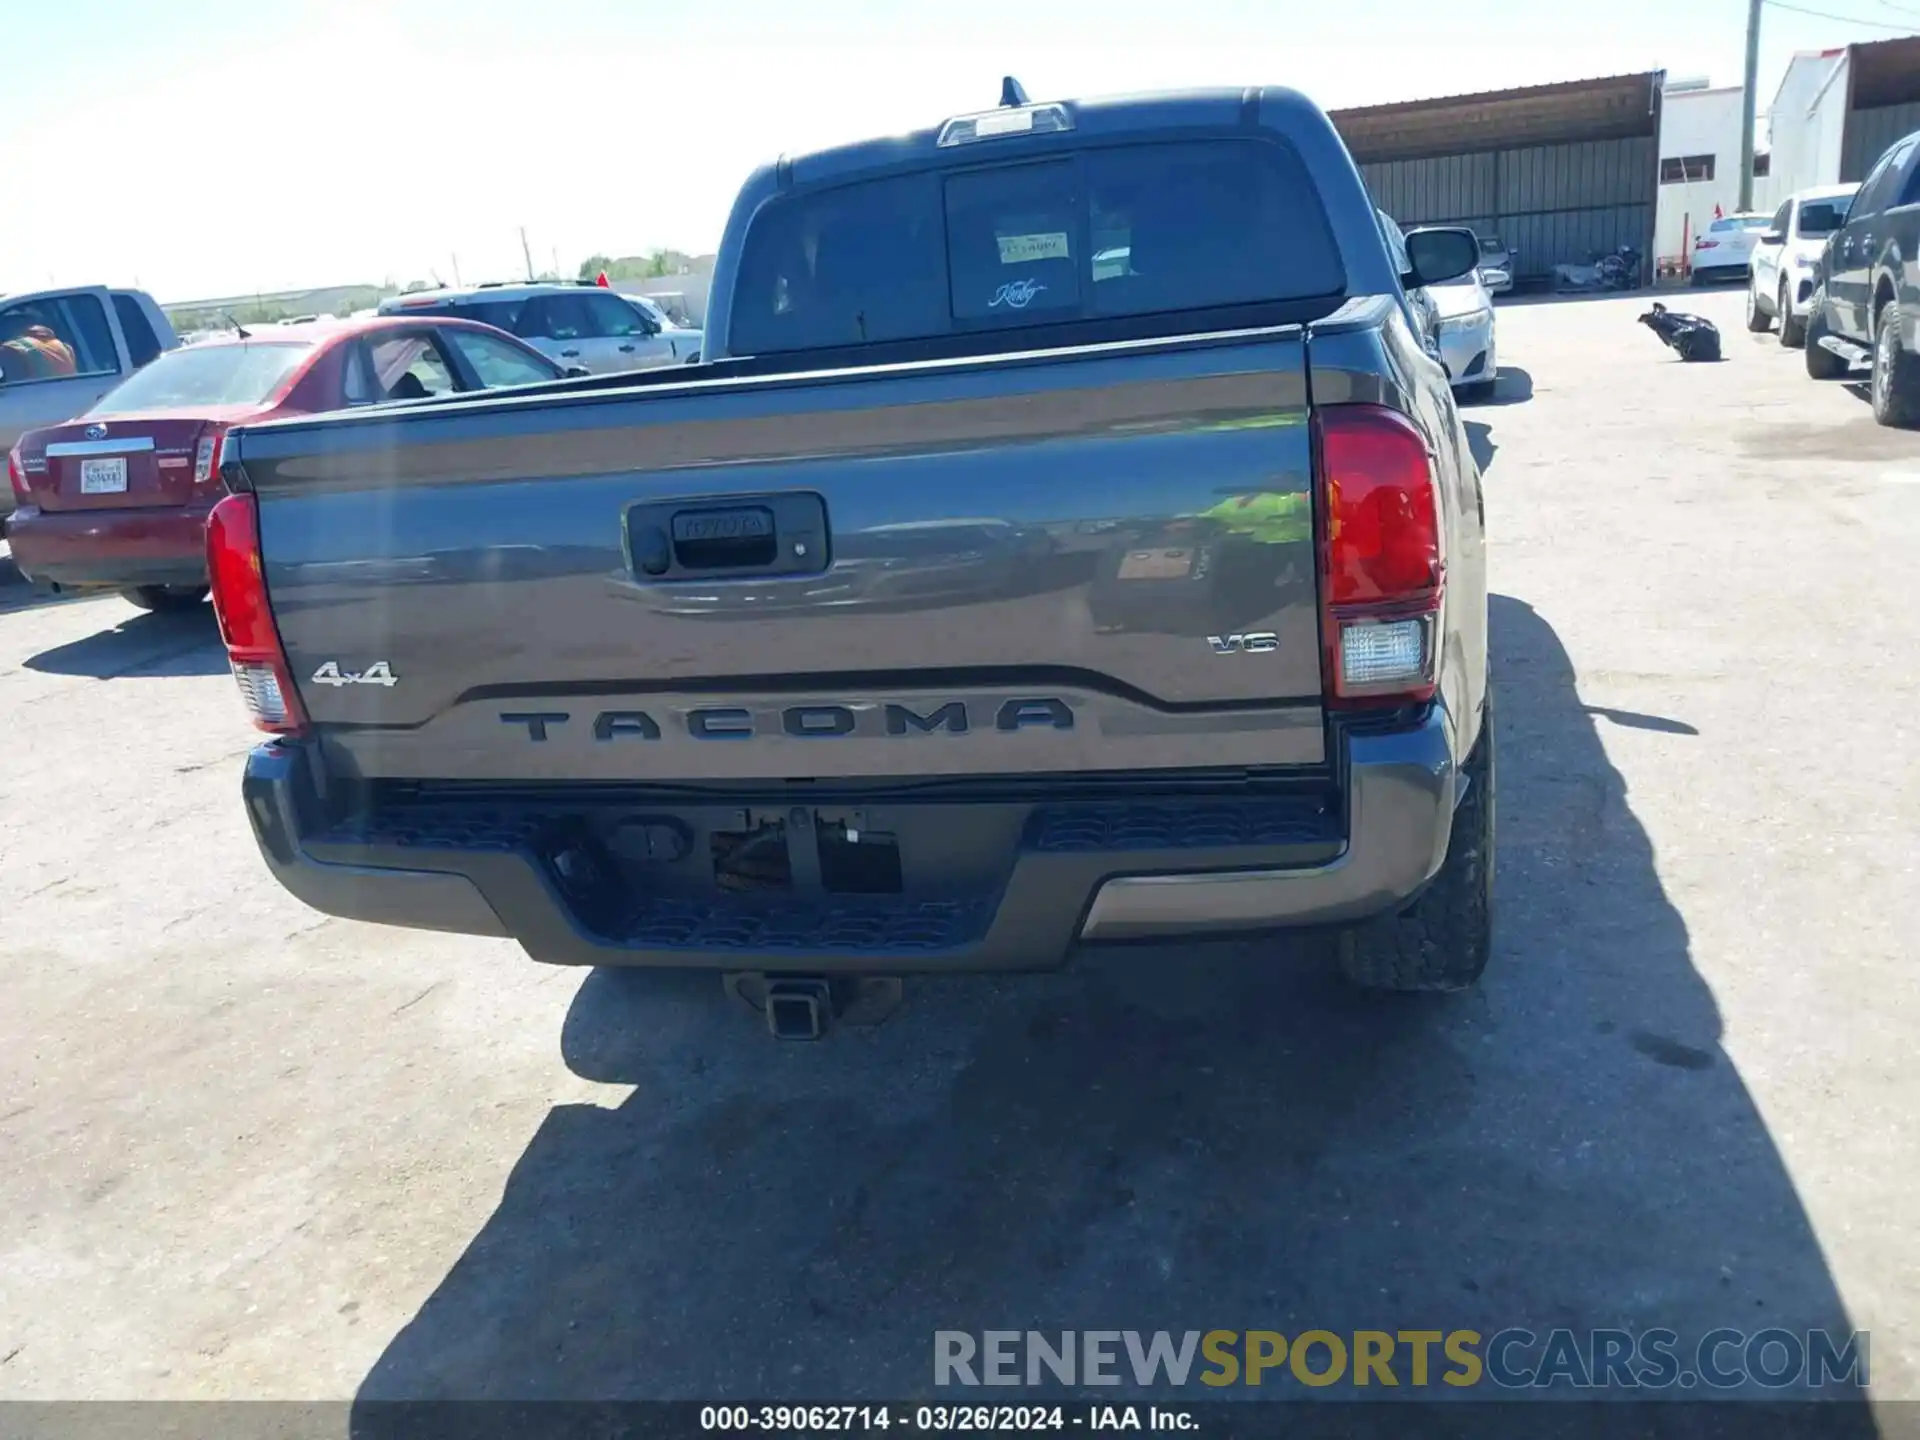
[1,288,1916,1423]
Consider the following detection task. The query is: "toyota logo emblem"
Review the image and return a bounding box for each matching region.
[84,423,108,441]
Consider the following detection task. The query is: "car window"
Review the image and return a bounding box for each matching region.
[585,293,650,337]
[1853,140,1915,218]
[1770,201,1793,236]
[0,293,120,385]
[1796,198,1849,236]
[516,294,602,341]
[1478,236,1505,256]
[730,138,1344,356]
[88,342,311,413]
[367,332,460,399]
[112,294,164,368]
[442,328,559,388]
[340,343,380,406]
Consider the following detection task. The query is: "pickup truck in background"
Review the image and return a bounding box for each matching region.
[2,286,178,527]
[1804,126,1920,427]
[213,82,1494,1036]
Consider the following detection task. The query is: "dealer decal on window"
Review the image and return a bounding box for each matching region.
[996,232,1071,264]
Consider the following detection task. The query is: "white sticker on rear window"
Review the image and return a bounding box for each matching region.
[996,232,1071,264]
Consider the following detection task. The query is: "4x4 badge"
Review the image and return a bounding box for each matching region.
[311,660,398,688]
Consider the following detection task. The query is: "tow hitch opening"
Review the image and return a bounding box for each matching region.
[724,972,907,1039]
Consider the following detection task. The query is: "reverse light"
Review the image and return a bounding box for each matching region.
[206,492,308,736]
[192,426,227,488]
[1314,405,1444,708]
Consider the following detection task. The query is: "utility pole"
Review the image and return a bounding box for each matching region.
[450,253,463,287]
[1739,0,1763,211]
[519,227,535,282]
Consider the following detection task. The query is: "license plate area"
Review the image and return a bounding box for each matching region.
[80,457,128,494]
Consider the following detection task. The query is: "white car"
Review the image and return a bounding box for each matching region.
[379,282,703,373]
[1745,183,1860,348]
[1476,233,1515,294]
[1430,268,1499,403]
[1690,212,1773,285]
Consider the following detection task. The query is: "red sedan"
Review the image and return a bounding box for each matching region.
[5,315,566,610]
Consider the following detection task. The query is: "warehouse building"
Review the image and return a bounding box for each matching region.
[1767,34,1920,197]
[1331,72,1665,288]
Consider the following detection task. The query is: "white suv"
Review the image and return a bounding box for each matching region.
[380,282,702,373]
[1745,184,1860,348]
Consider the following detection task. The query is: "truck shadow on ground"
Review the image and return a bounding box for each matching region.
[351,595,1873,1428]
[21,602,225,679]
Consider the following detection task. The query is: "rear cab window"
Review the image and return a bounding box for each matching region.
[729,137,1345,357]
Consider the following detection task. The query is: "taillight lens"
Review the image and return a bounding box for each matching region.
[1315,405,1444,708]
[7,445,28,505]
[193,426,227,488]
[207,492,308,736]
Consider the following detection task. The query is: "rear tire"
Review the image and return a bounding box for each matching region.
[123,584,208,613]
[1746,283,1771,332]
[1803,293,1849,380]
[1871,300,1920,429]
[1334,703,1495,993]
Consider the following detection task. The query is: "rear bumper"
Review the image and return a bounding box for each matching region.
[242,708,1461,971]
[5,501,213,590]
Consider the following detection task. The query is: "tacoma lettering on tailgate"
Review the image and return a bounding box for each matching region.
[499,699,1075,742]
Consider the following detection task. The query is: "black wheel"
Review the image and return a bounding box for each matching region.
[1871,301,1920,428]
[684,351,702,364]
[1803,293,1849,380]
[1778,282,1806,348]
[122,584,208,613]
[1745,282,1771,332]
[1333,702,1495,993]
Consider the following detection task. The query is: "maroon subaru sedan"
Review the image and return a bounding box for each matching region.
[5,315,564,610]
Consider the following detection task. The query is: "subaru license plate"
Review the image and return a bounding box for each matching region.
[80,457,128,494]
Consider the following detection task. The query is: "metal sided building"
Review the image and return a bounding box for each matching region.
[1768,35,1920,197]
[1331,73,1665,287]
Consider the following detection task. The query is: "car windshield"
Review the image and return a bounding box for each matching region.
[1710,217,1769,233]
[730,137,1345,356]
[88,341,312,413]
[1797,200,1849,236]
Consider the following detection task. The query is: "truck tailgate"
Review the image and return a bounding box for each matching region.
[232,331,1326,783]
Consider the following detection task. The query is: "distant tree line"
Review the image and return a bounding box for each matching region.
[576,249,699,282]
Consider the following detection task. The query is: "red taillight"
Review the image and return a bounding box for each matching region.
[6,445,28,505]
[1696,238,1719,249]
[207,492,308,736]
[1314,405,1444,708]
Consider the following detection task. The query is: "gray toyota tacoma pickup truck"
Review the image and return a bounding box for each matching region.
[212,82,1493,1034]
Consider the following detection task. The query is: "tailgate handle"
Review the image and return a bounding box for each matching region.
[671,506,778,569]
[627,492,829,581]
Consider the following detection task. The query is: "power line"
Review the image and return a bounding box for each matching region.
[1761,0,1918,28]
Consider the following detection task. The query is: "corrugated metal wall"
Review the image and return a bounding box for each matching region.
[1841,101,1920,182]
[1360,135,1657,282]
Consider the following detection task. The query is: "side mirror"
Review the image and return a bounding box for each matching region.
[564,365,590,378]
[1403,226,1481,287]
[1759,231,1786,245]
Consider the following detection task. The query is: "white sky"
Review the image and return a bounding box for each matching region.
[3,0,1913,302]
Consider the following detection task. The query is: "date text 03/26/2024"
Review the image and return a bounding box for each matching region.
[701,1406,1193,1432]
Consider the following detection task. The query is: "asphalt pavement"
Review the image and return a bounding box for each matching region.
[2,289,1917,1423]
